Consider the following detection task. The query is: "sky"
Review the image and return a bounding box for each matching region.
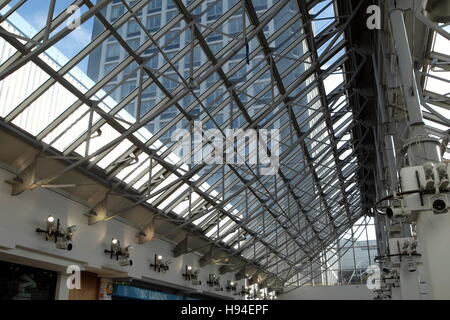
[14,0,96,72]
[9,0,341,74]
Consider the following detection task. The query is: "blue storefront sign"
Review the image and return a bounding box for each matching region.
[113,285,197,300]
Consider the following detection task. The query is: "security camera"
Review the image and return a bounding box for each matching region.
[150,254,169,272]
[401,240,410,255]
[67,225,77,234]
[436,163,449,189]
[226,280,237,292]
[119,258,133,267]
[105,239,133,266]
[430,195,448,214]
[55,236,73,251]
[410,240,418,254]
[36,216,76,250]
[423,162,436,190]
[192,279,202,286]
[407,260,417,272]
[386,206,409,219]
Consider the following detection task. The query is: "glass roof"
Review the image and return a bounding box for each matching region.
[0,0,378,287]
[422,24,450,161]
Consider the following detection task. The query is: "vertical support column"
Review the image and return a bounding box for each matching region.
[55,273,70,300]
[398,264,421,300]
[391,286,402,300]
[389,6,446,300]
[390,10,425,128]
[390,7,430,300]
[416,212,450,299]
[389,8,441,165]
[417,264,431,300]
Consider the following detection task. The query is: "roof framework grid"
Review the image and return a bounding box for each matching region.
[0,0,379,288]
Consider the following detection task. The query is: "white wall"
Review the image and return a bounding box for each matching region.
[416,211,450,299]
[0,168,242,300]
[278,285,372,300]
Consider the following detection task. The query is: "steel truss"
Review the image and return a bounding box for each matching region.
[0,0,382,289]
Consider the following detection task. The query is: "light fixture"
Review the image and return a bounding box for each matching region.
[35,215,76,251]
[247,289,263,300]
[240,286,251,296]
[225,280,237,292]
[104,238,133,266]
[150,254,169,272]
[183,265,201,285]
[206,274,223,291]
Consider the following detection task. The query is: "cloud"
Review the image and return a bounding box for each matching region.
[55,24,92,58]
[30,10,48,29]
[70,25,92,44]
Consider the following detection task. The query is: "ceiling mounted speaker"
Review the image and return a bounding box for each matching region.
[423,0,450,23]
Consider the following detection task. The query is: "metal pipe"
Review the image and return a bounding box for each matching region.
[390,8,441,165]
[390,8,426,128]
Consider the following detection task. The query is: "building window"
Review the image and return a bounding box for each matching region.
[146,56,159,70]
[163,74,178,91]
[103,63,118,81]
[148,0,162,13]
[252,0,268,11]
[146,14,161,32]
[123,64,138,79]
[121,81,136,99]
[207,2,223,21]
[127,20,141,37]
[228,0,239,7]
[206,24,223,42]
[166,10,180,28]
[126,38,140,51]
[142,84,157,99]
[228,18,242,37]
[184,47,202,69]
[167,0,177,10]
[164,30,180,50]
[229,62,246,82]
[105,43,120,62]
[111,5,124,22]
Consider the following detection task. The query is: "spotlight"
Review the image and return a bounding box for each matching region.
[150,254,169,272]
[226,280,237,292]
[36,216,76,251]
[104,238,133,267]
